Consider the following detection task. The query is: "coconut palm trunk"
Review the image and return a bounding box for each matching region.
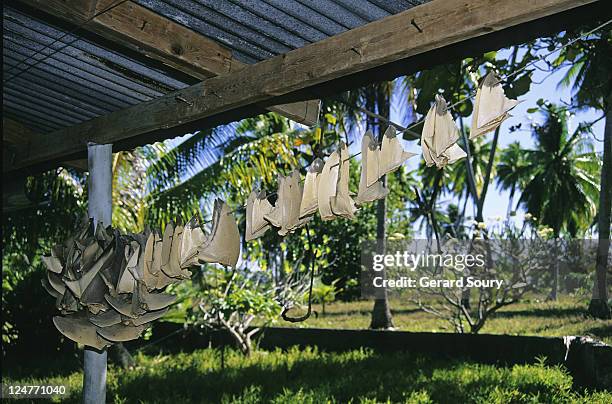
[370,85,395,329]
[588,95,611,319]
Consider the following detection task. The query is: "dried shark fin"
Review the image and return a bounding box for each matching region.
[42,277,62,299]
[105,293,139,319]
[96,323,145,342]
[299,158,324,219]
[180,217,206,268]
[80,273,109,314]
[290,170,312,232]
[356,131,389,205]
[264,176,285,229]
[137,284,176,311]
[331,142,358,219]
[53,314,110,350]
[197,200,240,267]
[142,232,156,289]
[89,309,122,328]
[124,241,141,280]
[48,271,66,295]
[422,95,467,168]
[271,170,311,235]
[58,288,79,313]
[470,71,520,139]
[245,190,274,241]
[160,221,174,276]
[64,244,114,299]
[42,255,63,274]
[379,126,416,175]
[317,150,340,221]
[128,307,169,326]
[161,223,190,278]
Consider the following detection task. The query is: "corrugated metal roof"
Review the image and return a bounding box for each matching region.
[3,1,428,135]
[2,5,192,134]
[135,0,429,63]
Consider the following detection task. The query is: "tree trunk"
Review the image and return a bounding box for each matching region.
[370,189,395,329]
[370,85,394,330]
[588,98,611,319]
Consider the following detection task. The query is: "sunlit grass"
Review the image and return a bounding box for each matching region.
[280,296,612,345]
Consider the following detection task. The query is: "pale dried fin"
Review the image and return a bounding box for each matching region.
[421,95,466,168]
[470,71,520,139]
[246,190,274,241]
[42,255,63,273]
[317,152,340,221]
[331,142,358,219]
[356,131,389,204]
[299,158,324,219]
[96,323,145,342]
[105,293,138,319]
[379,126,416,175]
[129,308,169,326]
[89,310,122,328]
[198,200,241,267]
[53,314,109,350]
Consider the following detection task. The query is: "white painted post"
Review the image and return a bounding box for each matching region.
[84,143,112,404]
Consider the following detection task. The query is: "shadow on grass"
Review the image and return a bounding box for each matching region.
[8,346,608,403]
[3,353,82,380]
[318,307,421,318]
[60,349,585,404]
[582,324,612,340]
[494,306,587,318]
[107,352,476,403]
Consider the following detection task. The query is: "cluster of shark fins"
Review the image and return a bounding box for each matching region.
[42,201,241,349]
[245,129,415,240]
[422,72,519,168]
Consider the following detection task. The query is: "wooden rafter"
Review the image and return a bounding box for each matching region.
[7,0,600,173]
[15,0,320,125]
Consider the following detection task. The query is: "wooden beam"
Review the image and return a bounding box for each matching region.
[9,0,598,172]
[3,118,88,172]
[16,0,320,125]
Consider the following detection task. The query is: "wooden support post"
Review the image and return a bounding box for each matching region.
[83,143,112,404]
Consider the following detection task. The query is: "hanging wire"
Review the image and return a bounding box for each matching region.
[281,224,316,322]
[3,0,131,83]
[330,17,612,157]
[182,19,612,226]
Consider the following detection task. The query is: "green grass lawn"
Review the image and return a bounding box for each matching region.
[281,296,612,345]
[3,347,611,403]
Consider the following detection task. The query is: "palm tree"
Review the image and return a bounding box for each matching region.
[556,31,611,318]
[517,103,600,300]
[497,141,531,217]
[518,103,599,236]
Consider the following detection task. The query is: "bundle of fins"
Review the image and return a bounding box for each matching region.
[42,199,241,350]
[245,132,415,240]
